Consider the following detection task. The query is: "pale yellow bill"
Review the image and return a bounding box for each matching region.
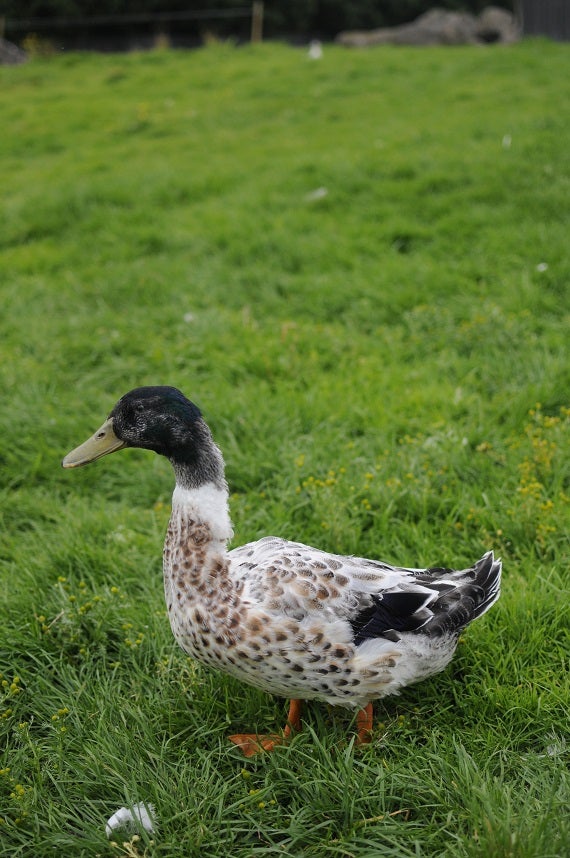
[62,417,126,468]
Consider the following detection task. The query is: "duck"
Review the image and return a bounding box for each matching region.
[62,385,502,757]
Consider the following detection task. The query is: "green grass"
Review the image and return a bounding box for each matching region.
[0,39,569,857]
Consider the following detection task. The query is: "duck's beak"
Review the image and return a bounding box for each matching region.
[62,417,126,468]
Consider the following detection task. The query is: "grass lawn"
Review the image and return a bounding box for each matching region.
[0,38,569,857]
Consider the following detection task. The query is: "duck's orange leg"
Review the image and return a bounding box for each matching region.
[229,699,303,758]
[356,703,373,745]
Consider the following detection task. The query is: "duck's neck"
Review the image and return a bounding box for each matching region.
[170,481,233,545]
[168,418,227,492]
[164,426,233,576]
[167,427,232,543]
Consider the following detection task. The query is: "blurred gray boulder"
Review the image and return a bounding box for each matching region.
[337,6,520,47]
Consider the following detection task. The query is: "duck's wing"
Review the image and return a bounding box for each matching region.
[230,539,501,644]
[229,537,435,632]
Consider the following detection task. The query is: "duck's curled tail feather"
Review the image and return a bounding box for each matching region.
[414,551,502,636]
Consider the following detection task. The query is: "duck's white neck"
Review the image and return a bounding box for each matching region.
[171,482,233,544]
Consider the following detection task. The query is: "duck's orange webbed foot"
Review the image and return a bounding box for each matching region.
[229,699,303,757]
[356,702,374,745]
[228,732,286,757]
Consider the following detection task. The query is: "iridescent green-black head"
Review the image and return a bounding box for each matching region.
[62,386,223,487]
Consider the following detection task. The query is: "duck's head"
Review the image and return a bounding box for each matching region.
[62,386,224,487]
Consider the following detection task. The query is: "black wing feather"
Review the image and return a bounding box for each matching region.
[350,552,502,645]
[350,591,432,646]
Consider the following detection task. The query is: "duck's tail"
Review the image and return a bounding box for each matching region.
[413,551,502,636]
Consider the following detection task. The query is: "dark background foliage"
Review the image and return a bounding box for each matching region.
[4,1,515,44]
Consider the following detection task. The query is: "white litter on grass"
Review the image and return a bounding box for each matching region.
[502,134,512,149]
[305,186,328,202]
[536,262,548,272]
[105,802,157,838]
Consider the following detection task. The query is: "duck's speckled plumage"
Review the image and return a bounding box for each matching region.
[163,483,501,711]
[63,386,502,751]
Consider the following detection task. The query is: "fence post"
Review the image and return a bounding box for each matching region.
[251,2,263,42]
